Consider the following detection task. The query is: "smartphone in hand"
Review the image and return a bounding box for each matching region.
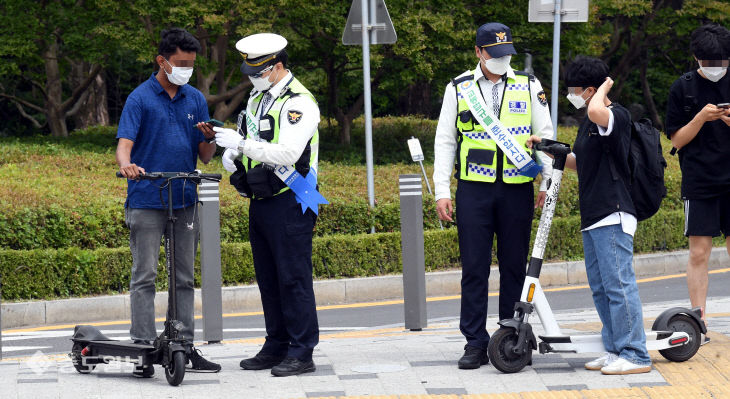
[206,118,224,127]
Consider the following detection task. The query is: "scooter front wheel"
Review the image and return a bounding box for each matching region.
[165,351,186,386]
[658,314,701,362]
[488,327,532,373]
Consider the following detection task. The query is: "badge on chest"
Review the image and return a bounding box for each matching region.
[508,101,527,114]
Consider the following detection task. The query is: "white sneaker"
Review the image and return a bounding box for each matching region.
[585,352,618,370]
[600,357,651,375]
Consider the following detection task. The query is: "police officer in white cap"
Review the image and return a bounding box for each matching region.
[210,33,321,377]
[433,22,554,369]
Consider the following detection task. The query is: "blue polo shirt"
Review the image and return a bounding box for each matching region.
[117,73,210,209]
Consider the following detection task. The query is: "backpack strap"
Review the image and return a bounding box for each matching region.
[669,71,698,156]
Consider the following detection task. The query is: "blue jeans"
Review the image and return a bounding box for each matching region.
[582,224,651,365]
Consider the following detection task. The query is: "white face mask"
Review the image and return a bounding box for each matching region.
[163,58,193,86]
[566,92,587,109]
[248,67,280,92]
[482,55,511,76]
[700,66,727,82]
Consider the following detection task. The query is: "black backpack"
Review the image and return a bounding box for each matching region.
[604,117,667,221]
[627,119,668,221]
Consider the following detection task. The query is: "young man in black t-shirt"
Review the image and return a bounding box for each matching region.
[665,24,730,327]
[528,56,651,375]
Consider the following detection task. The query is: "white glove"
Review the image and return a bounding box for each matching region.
[213,127,244,150]
[222,148,240,173]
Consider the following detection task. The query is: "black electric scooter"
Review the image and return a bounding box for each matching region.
[70,171,221,386]
[487,139,706,373]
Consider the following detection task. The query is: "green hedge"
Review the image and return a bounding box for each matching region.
[318,116,438,165]
[3,209,717,301]
[0,200,444,250]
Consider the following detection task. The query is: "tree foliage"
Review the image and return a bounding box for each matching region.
[0,0,728,138]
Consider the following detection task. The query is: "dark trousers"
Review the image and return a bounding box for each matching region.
[455,180,534,350]
[249,189,319,361]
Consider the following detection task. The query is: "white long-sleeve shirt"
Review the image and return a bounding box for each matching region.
[239,71,320,167]
[433,63,554,201]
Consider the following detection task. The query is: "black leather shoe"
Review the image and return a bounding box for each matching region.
[271,357,316,377]
[188,348,221,372]
[133,364,154,378]
[240,352,287,370]
[458,346,489,369]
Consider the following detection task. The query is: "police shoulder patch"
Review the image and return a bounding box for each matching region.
[537,90,548,106]
[287,110,303,124]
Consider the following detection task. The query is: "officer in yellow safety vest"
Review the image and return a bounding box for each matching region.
[211,33,322,377]
[433,22,555,369]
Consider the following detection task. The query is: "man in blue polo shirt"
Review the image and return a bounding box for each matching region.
[115,27,220,376]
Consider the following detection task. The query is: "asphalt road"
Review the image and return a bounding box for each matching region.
[2,269,728,359]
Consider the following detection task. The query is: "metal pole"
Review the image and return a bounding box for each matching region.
[362,0,376,233]
[550,0,562,139]
[399,174,427,331]
[199,181,223,344]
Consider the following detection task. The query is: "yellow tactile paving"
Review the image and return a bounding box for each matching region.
[654,331,730,386]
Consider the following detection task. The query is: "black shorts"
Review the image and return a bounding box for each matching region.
[683,192,730,237]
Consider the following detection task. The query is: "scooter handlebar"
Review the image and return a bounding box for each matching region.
[534,139,571,156]
[116,171,222,182]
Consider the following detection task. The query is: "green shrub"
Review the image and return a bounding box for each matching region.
[1,209,714,301]
[0,118,688,250]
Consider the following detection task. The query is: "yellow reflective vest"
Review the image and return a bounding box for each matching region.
[454,71,533,184]
[242,77,319,197]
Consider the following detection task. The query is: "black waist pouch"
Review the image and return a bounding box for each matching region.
[230,159,252,197]
[247,165,287,199]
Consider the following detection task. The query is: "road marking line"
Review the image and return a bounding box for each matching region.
[4,267,729,334]
[1,346,52,353]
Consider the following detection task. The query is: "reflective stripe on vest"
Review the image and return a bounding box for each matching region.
[241,78,320,196]
[455,73,532,183]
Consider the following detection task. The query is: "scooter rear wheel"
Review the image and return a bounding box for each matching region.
[488,327,532,373]
[165,351,186,386]
[71,343,95,374]
[658,314,701,362]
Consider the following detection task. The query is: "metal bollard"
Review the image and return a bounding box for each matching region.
[198,181,223,343]
[399,174,427,331]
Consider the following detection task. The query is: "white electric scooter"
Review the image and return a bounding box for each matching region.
[487,139,706,373]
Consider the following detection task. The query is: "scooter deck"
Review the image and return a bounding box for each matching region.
[76,340,156,358]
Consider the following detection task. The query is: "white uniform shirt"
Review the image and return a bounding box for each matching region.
[577,109,638,236]
[433,63,555,201]
[240,71,320,167]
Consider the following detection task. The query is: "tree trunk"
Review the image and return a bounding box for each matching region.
[640,52,663,130]
[44,35,67,137]
[71,62,109,129]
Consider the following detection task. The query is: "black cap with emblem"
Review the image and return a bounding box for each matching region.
[235,33,288,76]
[476,22,517,58]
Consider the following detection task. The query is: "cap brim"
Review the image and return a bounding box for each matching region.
[240,62,268,76]
[483,43,517,58]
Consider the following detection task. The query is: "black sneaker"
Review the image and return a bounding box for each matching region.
[458,345,489,369]
[187,348,221,372]
[240,352,287,370]
[133,365,155,378]
[271,357,316,377]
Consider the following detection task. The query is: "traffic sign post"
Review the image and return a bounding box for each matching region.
[407,137,442,230]
[529,0,589,138]
[343,0,397,233]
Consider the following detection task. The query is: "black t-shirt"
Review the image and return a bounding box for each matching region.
[574,103,635,229]
[665,70,730,199]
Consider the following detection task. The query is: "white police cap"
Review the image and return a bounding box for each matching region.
[235,33,288,75]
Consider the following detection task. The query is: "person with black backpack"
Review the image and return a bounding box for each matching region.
[665,24,730,332]
[528,56,651,375]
